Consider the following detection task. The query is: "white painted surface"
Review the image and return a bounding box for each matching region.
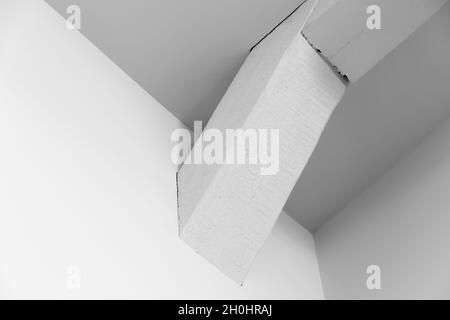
[43,0,305,127]
[0,0,323,299]
[178,1,345,284]
[303,0,447,81]
[315,116,450,299]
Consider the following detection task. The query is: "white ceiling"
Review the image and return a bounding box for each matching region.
[45,0,450,231]
[45,0,304,126]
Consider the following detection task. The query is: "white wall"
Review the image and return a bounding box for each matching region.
[0,0,323,299]
[315,115,450,299]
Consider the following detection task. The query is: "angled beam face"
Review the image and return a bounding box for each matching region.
[177,2,346,284]
[302,0,448,82]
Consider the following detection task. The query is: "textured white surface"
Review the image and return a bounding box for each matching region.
[178,2,345,283]
[0,0,324,299]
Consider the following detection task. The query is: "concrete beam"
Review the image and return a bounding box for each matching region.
[177,1,345,283]
[177,0,446,283]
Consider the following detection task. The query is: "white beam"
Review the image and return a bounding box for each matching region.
[177,1,346,284]
[302,0,447,82]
